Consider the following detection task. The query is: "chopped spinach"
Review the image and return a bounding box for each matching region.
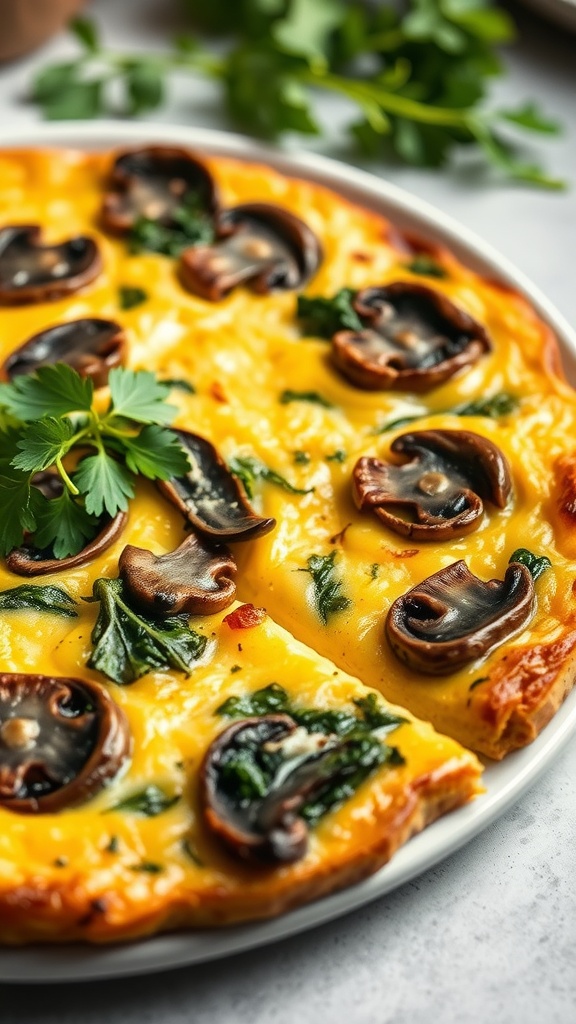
[0,584,77,617]
[297,288,362,339]
[298,550,352,625]
[509,548,552,581]
[453,393,519,418]
[325,449,347,463]
[404,255,447,278]
[228,455,313,499]
[118,285,148,309]
[129,195,214,257]
[219,685,405,735]
[162,377,196,394]
[215,684,405,829]
[108,785,180,817]
[293,450,311,465]
[87,577,207,684]
[130,862,164,873]
[279,389,334,409]
[375,391,519,433]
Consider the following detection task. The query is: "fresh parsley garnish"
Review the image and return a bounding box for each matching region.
[297,289,362,339]
[280,389,334,408]
[293,450,311,465]
[0,584,78,617]
[509,548,552,581]
[298,550,352,625]
[0,364,190,558]
[228,455,314,499]
[118,285,148,309]
[29,9,563,189]
[87,577,208,684]
[108,785,180,816]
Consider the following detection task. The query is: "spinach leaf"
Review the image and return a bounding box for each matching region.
[297,288,362,339]
[228,455,313,498]
[509,548,552,581]
[280,389,334,409]
[298,550,352,624]
[87,577,207,684]
[108,785,180,817]
[0,584,77,617]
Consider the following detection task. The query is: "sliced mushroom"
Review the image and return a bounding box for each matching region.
[353,430,512,540]
[101,146,218,234]
[332,283,491,391]
[180,203,322,301]
[201,715,343,863]
[119,532,237,616]
[6,510,127,577]
[0,673,131,813]
[0,226,102,305]
[157,430,276,541]
[1,318,126,386]
[386,559,535,675]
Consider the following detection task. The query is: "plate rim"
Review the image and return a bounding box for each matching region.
[1,121,575,983]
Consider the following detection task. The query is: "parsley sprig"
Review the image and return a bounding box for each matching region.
[28,6,563,188]
[0,364,190,559]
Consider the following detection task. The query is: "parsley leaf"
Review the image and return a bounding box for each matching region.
[73,453,135,518]
[0,584,78,617]
[32,488,99,559]
[12,418,74,473]
[27,5,563,188]
[0,365,191,558]
[298,550,352,625]
[405,255,447,278]
[120,425,191,480]
[88,577,208,684]
[0,363,93,420]
[108,368,175,424]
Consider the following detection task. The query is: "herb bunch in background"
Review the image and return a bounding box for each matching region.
[31,0,562,189]
[0,364,190,559]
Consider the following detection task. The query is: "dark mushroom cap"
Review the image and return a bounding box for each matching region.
[6,510,127,577]
[201,715,341,864]
[1,318,126,386]
[0,673,131,814]
[157,430,276,541]
[0,226,102,306]
[332,282,491,392]
[353,429,512,540]
[386,559,535,675]
[179,202,322,301]
[119,532,237,616]
[101,146,218,234]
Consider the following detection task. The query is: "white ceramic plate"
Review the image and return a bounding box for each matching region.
[1,122,576,984]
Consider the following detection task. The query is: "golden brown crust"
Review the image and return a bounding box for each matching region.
[470,631,576,759]
[0,754,480,943]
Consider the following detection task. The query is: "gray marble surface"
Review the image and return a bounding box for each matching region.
[0,2,575,1021]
